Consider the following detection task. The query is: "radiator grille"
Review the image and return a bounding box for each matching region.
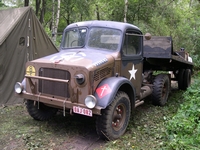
[94,67,111,81]
[39,68,70,98]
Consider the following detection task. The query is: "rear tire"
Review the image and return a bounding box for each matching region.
[96,91,131,140]
[178,69,185,90]
[26,100,58,121]
[152,74,170,106]
[183,69,191,90]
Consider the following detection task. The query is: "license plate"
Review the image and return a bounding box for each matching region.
[73,106,92,117]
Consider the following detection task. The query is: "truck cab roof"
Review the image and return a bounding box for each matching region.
[60,20,142,52]
[65,20,141,33]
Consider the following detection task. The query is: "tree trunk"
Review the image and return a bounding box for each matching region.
[24,0,29,6]
[54,0,61,43]
[39,0,46,24]
[35,0,41,16]
[95,4,100,20]
[124,0,128,23]
[52,0,55,41]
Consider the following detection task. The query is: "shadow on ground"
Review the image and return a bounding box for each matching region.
[50,112,106,150]
[0,82,179,150]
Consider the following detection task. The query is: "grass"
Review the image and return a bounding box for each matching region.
[103,89,185,150]
[0,86,187,150]
[163,77,200,150]
[0,105,97,149]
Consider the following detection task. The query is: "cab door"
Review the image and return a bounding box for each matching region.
[121,29,143,97]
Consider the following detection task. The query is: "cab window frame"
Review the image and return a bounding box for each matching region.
[122,29,142,57]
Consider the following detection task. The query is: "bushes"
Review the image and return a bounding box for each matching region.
[165,73,200,149]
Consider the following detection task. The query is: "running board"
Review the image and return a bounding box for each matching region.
[135,100,144,107]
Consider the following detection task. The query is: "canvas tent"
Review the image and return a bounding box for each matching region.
[0,7,58,105]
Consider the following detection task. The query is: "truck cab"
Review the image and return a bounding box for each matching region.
[15,20,193,140]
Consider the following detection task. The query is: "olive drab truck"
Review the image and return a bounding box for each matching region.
[15,20,193,140]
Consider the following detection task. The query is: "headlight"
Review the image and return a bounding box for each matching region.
[85,95,97,109]
[14,82,24,94]
[75,74,85,85]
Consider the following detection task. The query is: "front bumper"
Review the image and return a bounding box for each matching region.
[16,91,102,116]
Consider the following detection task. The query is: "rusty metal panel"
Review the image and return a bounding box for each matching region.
[143,36,172,59]
[38,68,70,98]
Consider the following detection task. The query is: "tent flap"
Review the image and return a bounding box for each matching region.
[0,7,58,105]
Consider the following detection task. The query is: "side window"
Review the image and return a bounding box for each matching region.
[123,31,141,55]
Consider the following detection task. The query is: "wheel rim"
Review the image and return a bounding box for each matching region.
[112,103,126,131]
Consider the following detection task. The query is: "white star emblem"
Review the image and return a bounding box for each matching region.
[129,64,137,80]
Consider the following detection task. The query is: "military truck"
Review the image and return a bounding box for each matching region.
[15,20,193,140]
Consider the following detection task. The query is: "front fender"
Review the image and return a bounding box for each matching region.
[94,76,135,109]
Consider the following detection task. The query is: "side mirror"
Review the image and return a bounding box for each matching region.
[144,33,151,40]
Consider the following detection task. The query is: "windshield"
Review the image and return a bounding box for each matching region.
[62,27,121,51]
[88,28,121,51]
[62,28,87,48]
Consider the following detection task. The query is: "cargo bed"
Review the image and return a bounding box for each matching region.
[143,36,193,72]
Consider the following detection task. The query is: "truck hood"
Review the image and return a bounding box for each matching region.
[32,50,115,69]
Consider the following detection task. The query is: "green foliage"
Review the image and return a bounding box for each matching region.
[2,0,200,63]
[165,74,200,149]
[0,0,7,8]
[0,1,4,7]
[192,55,200,71]
[44,27,61,48]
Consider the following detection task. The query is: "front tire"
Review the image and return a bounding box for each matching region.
[152,74,170,106]
[26,100,58,121]
[96,91,131,140]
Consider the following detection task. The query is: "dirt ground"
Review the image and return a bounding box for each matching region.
[0,82,180,150]
[0,104,107,150]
